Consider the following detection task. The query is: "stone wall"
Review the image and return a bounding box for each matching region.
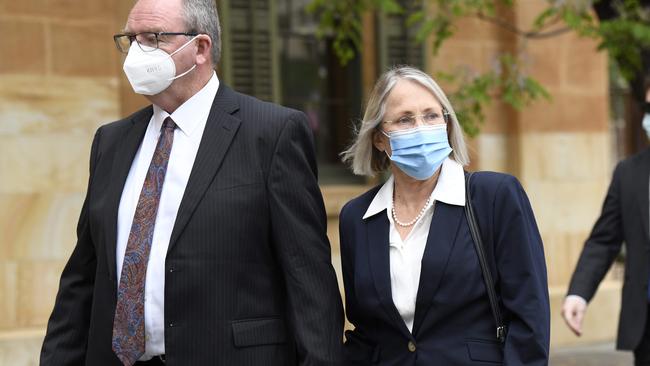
[0,0,126,364]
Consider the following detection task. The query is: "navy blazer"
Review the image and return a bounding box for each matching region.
[339,171,550,365]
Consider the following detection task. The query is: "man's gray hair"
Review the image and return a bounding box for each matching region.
[182,0,221,65]
[341,66,470,176]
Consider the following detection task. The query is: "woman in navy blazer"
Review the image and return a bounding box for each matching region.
[339,66,550,365]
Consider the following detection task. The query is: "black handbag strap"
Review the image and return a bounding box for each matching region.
[464,172,507,343]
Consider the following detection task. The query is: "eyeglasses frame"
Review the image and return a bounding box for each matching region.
[381,109,451,128]
[113,31,199,53]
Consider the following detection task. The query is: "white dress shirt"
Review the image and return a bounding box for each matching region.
[116,72,219,359]
[363,158,466,332]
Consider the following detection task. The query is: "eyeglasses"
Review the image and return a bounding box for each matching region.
[383,110,450,130]
[113,32,198,53]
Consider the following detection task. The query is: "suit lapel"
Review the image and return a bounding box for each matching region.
[167,85,241,253]
[105,107,152,281]
[412,202,464,336]
[366,212,412,339]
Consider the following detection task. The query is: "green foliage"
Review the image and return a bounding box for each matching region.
[439,55,551,137]
[440,70,496,137]
[598,19,650,80]
[308,0,650,136]
[306,0,403,65]
[533,0,650,81]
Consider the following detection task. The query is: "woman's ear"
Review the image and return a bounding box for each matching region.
[373,130,388,154]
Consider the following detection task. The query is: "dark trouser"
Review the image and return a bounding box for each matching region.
[636,310,650,366]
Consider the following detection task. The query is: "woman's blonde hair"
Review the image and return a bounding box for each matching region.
[341,66,469,176]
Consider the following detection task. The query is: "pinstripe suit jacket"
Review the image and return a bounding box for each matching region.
[40,84,344,365]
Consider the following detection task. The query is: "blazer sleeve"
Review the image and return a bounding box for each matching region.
[40,128,102,365]
[267,112,344,366]
[492,175,550,366]
[567,163,624,302]
[339,204,379,366]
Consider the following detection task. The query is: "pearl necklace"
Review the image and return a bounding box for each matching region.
[391,195,432,227]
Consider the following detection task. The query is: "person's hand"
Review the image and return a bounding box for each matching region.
[562,296,587,336]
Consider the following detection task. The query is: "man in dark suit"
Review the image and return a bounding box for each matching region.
[39,0,343,365]
[563,85,650,364]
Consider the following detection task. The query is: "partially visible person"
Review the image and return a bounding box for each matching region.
[563,78,650,365]
[39,0,343,365]
[338,66,550,365]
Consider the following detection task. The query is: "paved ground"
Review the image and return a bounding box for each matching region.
[550,342,633,365]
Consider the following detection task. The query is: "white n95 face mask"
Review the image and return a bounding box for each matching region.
[123,36,198,96]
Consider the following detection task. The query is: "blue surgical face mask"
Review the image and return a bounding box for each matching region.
[643,102,650,139]
[381,124,452,180]
[643,114,650,139]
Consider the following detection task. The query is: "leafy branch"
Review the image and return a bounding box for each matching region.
[308,0,650,136]
[439,54,550,137]
[305,0,404,65]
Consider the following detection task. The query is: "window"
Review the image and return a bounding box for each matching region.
[377,0,425,71]
[219,0,365,184]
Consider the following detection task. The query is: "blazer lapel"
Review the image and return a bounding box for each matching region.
[366,212,412,339]
[167,85,241,253]
[411,202,464,336]
[104,106,153,281]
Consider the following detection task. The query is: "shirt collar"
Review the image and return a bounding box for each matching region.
[363,175,394,220]
[434,157,466,207]
[362,157,466,220]
[152,71,220,136]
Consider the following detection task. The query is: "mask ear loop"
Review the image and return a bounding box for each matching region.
[168,64,196,81]
[169,35,200,57]
[167,35,200,81]
[377,127,392,158]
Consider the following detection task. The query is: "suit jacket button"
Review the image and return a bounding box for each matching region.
[407,340,416,352]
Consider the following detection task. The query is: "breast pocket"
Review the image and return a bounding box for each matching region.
[209,163,264,192]
[231,317,287,348]
[466,338,503,364]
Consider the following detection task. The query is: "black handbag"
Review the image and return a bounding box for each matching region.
[464,172,507,343]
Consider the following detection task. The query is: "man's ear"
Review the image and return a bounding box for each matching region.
[195,35,212,66]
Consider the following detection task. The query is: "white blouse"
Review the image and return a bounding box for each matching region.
[362,158,466,332]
